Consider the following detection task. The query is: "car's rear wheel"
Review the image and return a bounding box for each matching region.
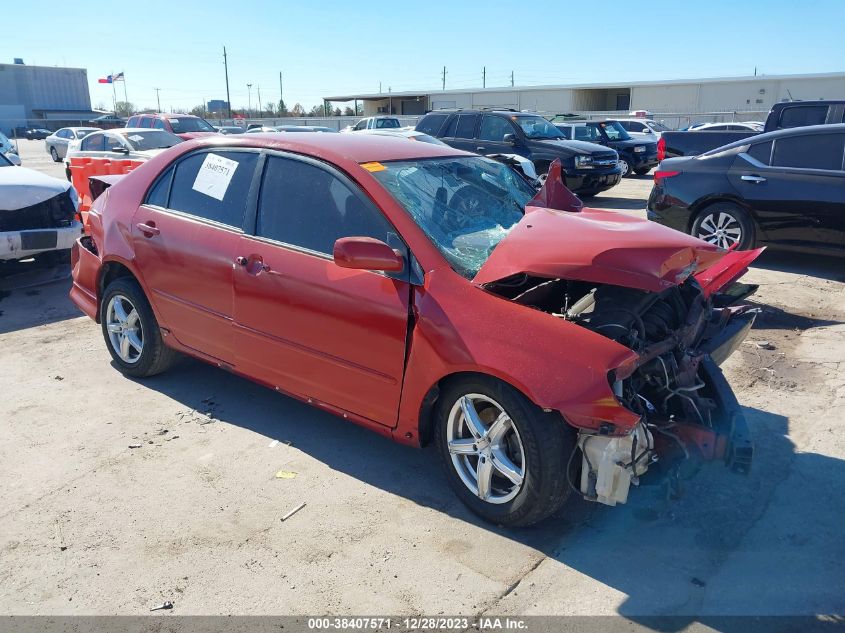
[634,167,651,176]
[692,202,755,250]
[50,146,60,162]
[100,277,176,378]
[435,376,576,527]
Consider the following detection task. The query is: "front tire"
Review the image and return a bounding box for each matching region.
[692,202,756,250]
[618,157,632,177]
[634,166,651,176]
[435,376,576,527]
[50,146,60,162]
[100,277,176,378]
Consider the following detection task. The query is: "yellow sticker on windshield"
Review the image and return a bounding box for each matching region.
[360,162,386,172]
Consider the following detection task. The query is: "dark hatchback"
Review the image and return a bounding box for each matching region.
[647,124,845,255]
[555,120,658,177]
[416,109,622,196]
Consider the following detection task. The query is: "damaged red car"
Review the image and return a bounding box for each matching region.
[70,134,761,526]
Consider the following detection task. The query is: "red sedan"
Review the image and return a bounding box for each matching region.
[70,133,760,526]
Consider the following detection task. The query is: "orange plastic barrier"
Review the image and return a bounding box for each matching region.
[70,156,143,230]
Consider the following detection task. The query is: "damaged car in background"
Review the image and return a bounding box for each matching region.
[1,151,82,264]
[70,134,760,526]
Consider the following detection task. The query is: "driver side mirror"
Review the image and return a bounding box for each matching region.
[333,237,404,272]
[111,146,130,155]
[503,133,517,145]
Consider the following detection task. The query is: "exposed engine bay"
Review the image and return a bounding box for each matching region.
[486,272,758,506]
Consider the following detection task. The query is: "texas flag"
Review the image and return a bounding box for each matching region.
[98,72,124,84]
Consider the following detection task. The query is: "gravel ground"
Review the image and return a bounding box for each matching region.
[1,139,843,622]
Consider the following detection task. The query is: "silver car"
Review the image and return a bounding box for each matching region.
[45,127,100,162]
[65,128,182,170]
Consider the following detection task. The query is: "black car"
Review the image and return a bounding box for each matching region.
[554,120,658,177]
[648,124,845,255]
[416,109,622,196]
[25,128,52,140]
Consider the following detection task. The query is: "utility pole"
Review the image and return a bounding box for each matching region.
[442,66,447,90]
[247,83,252,117]
[257,84,262,116]
[483,66,486,89]
[510,70,514,87]
[223,46,232,118]
[154,88,161,112]
[379,81,382,93]
[279,71,283,110]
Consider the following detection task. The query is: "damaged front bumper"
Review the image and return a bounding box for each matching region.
[1,221,84,262]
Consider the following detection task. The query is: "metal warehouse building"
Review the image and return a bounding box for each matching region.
[0,61,92,134]
[324,71,845,118]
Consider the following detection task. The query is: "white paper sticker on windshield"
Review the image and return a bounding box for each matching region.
[128,135,144,142]
[191,153,238,201]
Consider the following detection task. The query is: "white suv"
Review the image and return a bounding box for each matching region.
[343,116,402,132]
[615,119,670,140]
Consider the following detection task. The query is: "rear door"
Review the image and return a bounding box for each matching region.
[441,113,479,153]
[232,153,411,426]
[729,133,845,251]
[131,149,260,364]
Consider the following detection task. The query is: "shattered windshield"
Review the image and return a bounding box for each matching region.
[371,157,534,278]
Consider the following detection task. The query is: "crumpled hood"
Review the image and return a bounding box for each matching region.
[473,206,727,292]
[0,166,72,211]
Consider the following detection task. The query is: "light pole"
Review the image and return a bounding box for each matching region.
[247,83,253,117]
[154,88,161,112]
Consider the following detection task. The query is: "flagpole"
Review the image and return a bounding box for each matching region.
[122,73,128,104]
[111,78,117,113]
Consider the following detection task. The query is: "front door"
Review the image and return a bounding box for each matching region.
[131,149,259,364]
[475,114,521,157]
[233,153,411,426]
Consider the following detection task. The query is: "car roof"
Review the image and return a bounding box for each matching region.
[703,122,845,152]
[184,132,468,163]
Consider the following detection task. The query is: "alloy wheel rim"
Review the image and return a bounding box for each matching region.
[446,394,526,505]
[697,211,742,249]
[105,295,143,364]
[619,159,629,176]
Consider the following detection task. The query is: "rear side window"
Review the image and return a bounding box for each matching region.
[153,119,166,130]
[747,140,772,165]
[771,134,845,171]
[167,151,258,227]
[557,126,572,139]
[257,155,394,255]
[454,114,478,139]
[140,117,153,129]
[81,133,104,151]
[146,169,172,207]
[416,113,448,136]
[441,115,458,138]
[777,106,828,130]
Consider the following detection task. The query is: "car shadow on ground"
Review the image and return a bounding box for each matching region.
[753,249,845,283]
[131,357,845,626]
[0,265,80,334]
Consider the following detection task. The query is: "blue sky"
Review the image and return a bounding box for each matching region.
[6,0,845,112]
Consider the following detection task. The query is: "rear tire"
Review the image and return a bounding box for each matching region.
[634,167,651,176]
[435,375,576,527]
[100,277,177,378]
[691,202,756,250]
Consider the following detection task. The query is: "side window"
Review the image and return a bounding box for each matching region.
[127,117,138,127]
[354,120,367,131]
[746,140,772,165]
[617,121,631,131]
[257,155,395,255]
[81,133,105,151]
[573,126,594,142]
[441,115,458,138]
[167,151,258,227]
[478,115,513,142]
[558,126,572,139]
[105,135,125,152]
[145,168,173,207]
[153,119,166,130]
[416,114,448,136]
[777,106,828,130]
[771,134,845,171]
[454,114,478,139]
[140,118,153,129]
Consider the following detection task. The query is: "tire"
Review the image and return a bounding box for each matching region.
[100,277,177,378]
[435,375,577,527]
[634,167,651,176]
[578,191,598,198]
[618,157,632,177]
[50,146,60,162]
[691,202,756,250]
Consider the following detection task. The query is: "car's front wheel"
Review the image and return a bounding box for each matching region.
[692,202,756,250]
[100,277,177,378]
[435,376,576,527]
[50,146,60,162]
[618,157,632,177]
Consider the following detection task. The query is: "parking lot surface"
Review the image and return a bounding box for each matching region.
[1,140,844,620]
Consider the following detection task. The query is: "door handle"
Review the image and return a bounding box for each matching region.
[235,256,248,266]
[476,146,486,151]
[236,256,271,273]
[136,222,160,236]
[741,175,767,183]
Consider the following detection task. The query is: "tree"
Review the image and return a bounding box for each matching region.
[278,100,289,116]
[307,104,324,117]
[290,103,305,117]
[332,107,342,117]
[114,101,135,117]
[343,106,354,116]
[189,105,207,117]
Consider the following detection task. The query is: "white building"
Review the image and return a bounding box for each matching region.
[324,71,845,119]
